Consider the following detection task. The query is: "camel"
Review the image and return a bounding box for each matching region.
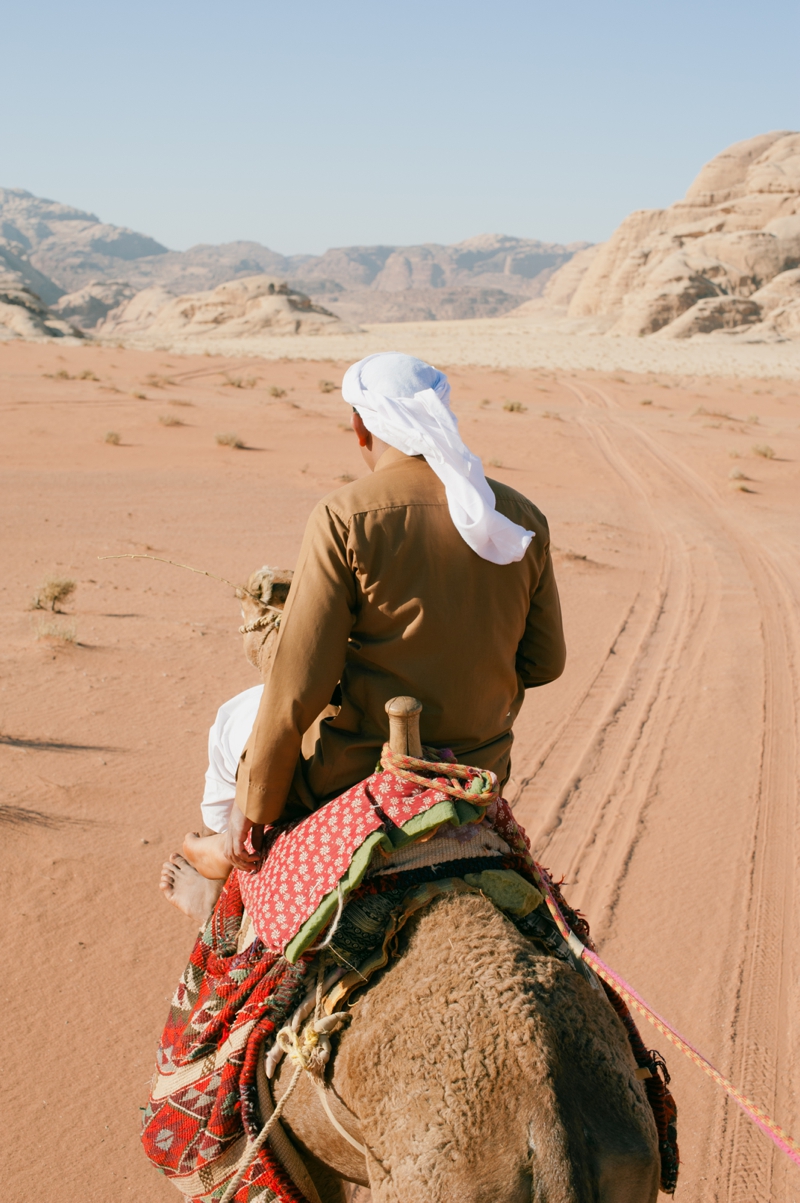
[266,698,662,1203]
[271,889,661,1203]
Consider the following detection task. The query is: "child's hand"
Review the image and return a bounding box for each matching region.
[224,806,263,872]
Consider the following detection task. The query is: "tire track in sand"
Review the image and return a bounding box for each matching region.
[574,382,798,1203]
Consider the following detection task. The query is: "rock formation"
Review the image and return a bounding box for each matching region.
[0,189,589,326]
[547,131,800,340]
[98,275,342,343]
[0,241,81,341]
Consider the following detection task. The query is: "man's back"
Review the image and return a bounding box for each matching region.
[240,447,565,823]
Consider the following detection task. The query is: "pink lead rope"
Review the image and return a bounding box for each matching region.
[529,861,800,1170]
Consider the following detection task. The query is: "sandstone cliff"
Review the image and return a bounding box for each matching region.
[98,275,343,345]
[553,132,800,340]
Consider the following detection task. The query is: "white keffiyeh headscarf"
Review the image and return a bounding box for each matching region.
[342,352,533,565]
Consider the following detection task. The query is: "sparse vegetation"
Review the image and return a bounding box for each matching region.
[337,422,352,432]
[35,618,77,643]
[79,369,100,381]
[223,375,258,389]
[640,399,653,406]
[541,410,562,420]
[145,374,175,389]
[752,444,775,459]
[747,414,760,424]
[269,386,287,398]
[216,432,245,448]
[503,401,527,414]
[169,399,194,407]
[692,406,734,420]
[319,379,337,393]
[479,399,491,408]
[488,458,503,468]
[337,472,356,483]
[158,414,185,426]
[32,576,76,612]
[729,468,749,480]
[104,431,121,445]
[131,391,147,400]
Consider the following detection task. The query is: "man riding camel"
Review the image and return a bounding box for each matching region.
[162,351,565,912]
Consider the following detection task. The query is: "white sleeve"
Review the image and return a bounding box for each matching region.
[201,686,263,832]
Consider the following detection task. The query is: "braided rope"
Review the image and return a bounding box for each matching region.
[380,744,499,806]
[527,859,800,1170]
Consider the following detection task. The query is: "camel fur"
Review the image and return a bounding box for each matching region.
[275,891,660,1203]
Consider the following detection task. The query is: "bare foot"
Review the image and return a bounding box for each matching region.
[182,830,233,880]
[160,853,225,926]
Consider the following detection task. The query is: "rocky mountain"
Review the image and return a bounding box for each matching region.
[542,131,800,340]
[99,276,342,344]
[0,188,587,330]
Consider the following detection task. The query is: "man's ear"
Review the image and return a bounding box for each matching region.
[351,412,372,449]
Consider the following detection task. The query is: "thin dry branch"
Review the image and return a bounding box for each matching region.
[97,553,259,600]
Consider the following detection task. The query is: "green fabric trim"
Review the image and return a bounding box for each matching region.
[283,793,489,963]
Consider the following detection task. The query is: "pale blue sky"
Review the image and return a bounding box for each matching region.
[3,0,798,254]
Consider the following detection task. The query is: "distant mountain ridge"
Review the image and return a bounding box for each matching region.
[0,188,589,328]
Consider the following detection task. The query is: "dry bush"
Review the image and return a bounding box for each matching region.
[35,618,77,643]
[541,410,562,420]
[169,399,194,407]
[752,444,775,459]
[216,432,245,448]
[337,473,356,483]
[319,379,337,393]
[488,458,503,468]
[269,386,287,398]
[79,369,99,381]
[104,431,121,445]
[32,576,76,612]
[337,422,352,432]
[224,375,258,389]
[729,468,749,480]
[158,414,185,426]
[145,374,175,389]
[640,399,653,406]
[131,391,147,400]
[479,399,491,408]
[503,401,527,414]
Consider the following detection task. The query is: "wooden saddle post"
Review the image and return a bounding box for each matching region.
[385,696,423,758]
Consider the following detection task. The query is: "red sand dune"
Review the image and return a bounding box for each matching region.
[1,341,799,1201]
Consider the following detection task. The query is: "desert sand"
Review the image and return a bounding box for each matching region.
[2,339,799,1202]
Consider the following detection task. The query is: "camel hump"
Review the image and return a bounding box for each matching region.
[385,696,423,759]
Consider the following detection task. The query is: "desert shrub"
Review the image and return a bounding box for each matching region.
[158,414,184,426]
[319,379,337,393]
[729,468,748,480]
[35,618,77,642]
[33,576,76,612]
[269,386,287,398]
[169,399,194,407]
[479,399,491,408]
[542,410,562,420]
[337,472,355,483]
[79,370,99,381]
[752,444,775,459]
[640,399,653,406]
[503,401,527,413]
[488,458,503,468]
[216,432,245,448]
[223,375,258,389]
[105,431,121,445]
[131,391,147,400]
